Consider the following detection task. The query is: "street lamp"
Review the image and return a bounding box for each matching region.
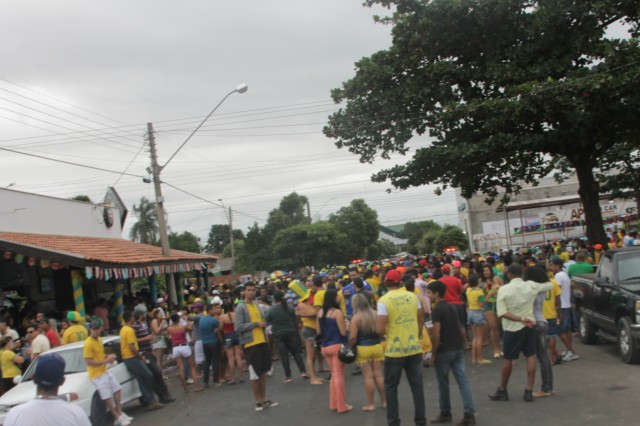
[146,83,248,304]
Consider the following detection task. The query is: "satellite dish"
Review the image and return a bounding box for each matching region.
[458,202,467,212]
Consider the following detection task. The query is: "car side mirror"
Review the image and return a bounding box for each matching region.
[595,276,612,288]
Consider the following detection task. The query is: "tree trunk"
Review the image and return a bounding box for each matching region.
[573,158,608,246]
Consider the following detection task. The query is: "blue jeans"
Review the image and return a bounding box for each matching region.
[124,357,155,405]
[434,350,475,416]
[384,353,426,426]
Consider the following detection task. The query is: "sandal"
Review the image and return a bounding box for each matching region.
[227,380,236,385]
[283,377,293,383]
[338,405,353,414]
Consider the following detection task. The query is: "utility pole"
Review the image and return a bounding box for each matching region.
[229,207,235,276]
[147,123,177,305]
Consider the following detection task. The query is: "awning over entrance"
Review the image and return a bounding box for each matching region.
[0,231,216,280]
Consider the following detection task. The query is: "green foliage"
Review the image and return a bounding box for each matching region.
[433,225,468,253]
[325,0,640,245]
[329,199,380,259]
[272,221,347,270]
[403,220,442,253]
[368,239,398,260]
[168,231,202,253]
[263,192,310,238]
[204,223,245,254]
[129,197,159,245]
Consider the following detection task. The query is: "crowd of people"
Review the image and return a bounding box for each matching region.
[0,235,609,425]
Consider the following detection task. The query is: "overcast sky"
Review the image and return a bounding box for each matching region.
[0,0,459,243]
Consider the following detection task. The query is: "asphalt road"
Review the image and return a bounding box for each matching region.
[126,339,638,426]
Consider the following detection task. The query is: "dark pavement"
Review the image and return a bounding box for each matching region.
[126,339,638,425]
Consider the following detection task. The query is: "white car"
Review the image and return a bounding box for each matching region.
[0,336,141,426]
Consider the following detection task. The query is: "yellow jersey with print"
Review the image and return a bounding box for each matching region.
[61,324,88,345]
[1,349,22,378]
[377,288,421,358]
[466,288,485,310]
[120,325,138,359]
[245,302,266,348]
[83,336,107,380]
[300,292,318,329]
[542,279,562,320]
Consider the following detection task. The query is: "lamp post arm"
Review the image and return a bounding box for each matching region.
[161,88,238,171]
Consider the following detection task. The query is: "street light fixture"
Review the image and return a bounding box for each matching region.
[146,83,248,303]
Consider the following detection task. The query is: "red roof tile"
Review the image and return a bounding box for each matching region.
[0,231,216,268]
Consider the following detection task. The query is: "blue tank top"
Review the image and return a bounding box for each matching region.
[319,315,346,346]
[357,330,381,346]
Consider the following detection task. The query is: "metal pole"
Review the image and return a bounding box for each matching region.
[147,122,177,305]
[229,206,235,276]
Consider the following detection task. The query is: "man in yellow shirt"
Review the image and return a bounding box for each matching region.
[298,277,325,385]
[376,269,425,426]
[84,319,130,426]
[120,310,163,411]
[235,281,278,412]
[61,311,87,345]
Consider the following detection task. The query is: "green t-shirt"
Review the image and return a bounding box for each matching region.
[265,303,297,335]
[567,262,594,277]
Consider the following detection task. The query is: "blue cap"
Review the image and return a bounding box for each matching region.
[35,353,66,387]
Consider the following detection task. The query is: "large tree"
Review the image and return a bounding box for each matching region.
[168,231,202,253]
[329,199,380,259]
[129,197,159,244]
[402,220,442,253]
[204,224,245,254]
[272,221,348,270]
[325,0,640,246]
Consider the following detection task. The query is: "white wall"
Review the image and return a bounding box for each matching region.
[0,189,123,238]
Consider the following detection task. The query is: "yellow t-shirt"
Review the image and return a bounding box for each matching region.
[62,324,88,345]
[368,276,381,294]
[542,279,562,320]
[313,289,347,317]
[460,267,470,280]
[300,292,319,329]
[466,287,485,310]
[1,349,22,378]
[83,336,107,380]
[559,251,570,263]
[120,325,138,359]
[245,302,266,348]
[378,288,421,358]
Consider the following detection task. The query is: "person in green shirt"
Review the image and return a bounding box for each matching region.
[567,252,594,277]
[265,291,307,383]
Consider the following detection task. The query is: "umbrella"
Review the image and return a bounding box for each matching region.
[270,270,288,280]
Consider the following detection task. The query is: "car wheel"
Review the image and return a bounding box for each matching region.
[579,308,598,344]
[617,317,640,364]
[90,392,114,426]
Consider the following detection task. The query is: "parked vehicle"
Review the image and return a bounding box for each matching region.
[572,247,640,363]
[0,336,141,426]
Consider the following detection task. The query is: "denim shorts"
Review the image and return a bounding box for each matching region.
[223,332,240,348]
[467,309,486,326]
[559,308,573,333]
[547,318,559,337]
[302,326,317,341]
[503,327,536,360]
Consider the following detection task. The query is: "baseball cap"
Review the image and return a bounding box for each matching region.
[66,311,81,323]
[385,270,402,283]
[35,353,66,387]
[211,290,221,295]
[442,264,451,273]
[551,257,564,266]
[157,298,165,304]
[211,296,223,305]
[192,302,204,311]
[89,318,103,329]
[452,260,461,268]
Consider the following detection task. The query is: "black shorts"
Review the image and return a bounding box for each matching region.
[244,343,272,380]
[502,327,536,360]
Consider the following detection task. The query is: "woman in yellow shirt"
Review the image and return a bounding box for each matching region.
[0,336,24,392]
[466,274,491,365]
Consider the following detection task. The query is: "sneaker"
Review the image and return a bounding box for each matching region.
[456,413,476,425]
[213,382,223,388]
[568,352,579,361]
[561,351,576,362]
[488,387,509,401]
[523,389,533,402]
[431,412,452,423]
[255,403,264,412]
[113,419,123,426]
[120,412,133,423]
[263,400,278,409]
[186,378,194,384]
[116,415,131,426]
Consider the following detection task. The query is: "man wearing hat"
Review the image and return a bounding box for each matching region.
[61,312,88,345]
[4,353,91,425]
[84,319,132,426]
[377,269,425,426]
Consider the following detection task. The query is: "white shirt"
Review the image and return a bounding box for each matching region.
[31,333,51,356]
[554,271,572,308]
[4,398,91,426]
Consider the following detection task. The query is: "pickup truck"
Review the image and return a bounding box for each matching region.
[572,247,640,364]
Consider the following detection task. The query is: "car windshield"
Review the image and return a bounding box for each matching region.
[618,252,640,286]
[21,346,88,382]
